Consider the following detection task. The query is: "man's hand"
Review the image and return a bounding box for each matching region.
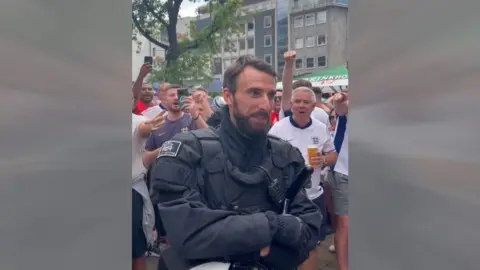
[145,110,166,131]
[138,63,153,79]
[192,90,208,106]
[283,50,296,65]
[183,97,199,119]
[260,246,270,257]
[265,211,303,249]
[333,92,348,116]
[309,153,326,169]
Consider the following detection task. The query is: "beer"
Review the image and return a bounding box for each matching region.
[307,145,319,166]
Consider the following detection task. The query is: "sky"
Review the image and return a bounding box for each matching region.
[178,1,204,18]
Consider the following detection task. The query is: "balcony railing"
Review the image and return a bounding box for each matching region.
[291,0,327,12]
[332,0,348,5]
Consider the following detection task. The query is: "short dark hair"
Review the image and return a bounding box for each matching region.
[223,55,276,94]
[292,80,312,90]
[312,86,322,96]
[165,84,182,91]
[276,89,283,93]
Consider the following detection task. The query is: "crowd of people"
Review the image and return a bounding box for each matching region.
[131,51,349,270]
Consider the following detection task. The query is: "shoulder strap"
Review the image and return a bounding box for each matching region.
[189,128,223,194]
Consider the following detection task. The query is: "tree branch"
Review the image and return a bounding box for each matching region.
[186,3,222,50]
[132,10,170,50]
[141,0,168,26]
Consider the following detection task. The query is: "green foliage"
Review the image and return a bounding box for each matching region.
[147,51,213,85]
[208,92,222,98]
[132,0,244,84]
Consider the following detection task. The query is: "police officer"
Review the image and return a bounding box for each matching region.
[150,56,323,270]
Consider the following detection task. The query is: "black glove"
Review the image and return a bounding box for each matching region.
[260,244,304,270]
[265,211,303,248]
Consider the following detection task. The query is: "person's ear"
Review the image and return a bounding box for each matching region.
[222,88,233,106]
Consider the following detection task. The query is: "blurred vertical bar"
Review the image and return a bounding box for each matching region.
[0,0,132,269]
[349,0,480,269]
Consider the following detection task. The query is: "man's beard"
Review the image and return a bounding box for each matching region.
[232,99,270,138]
[167,103,181,113]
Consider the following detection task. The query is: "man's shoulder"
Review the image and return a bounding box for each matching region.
[268,136,305,167]
[272,117,291,129]
[157,128,219,159]
[311,118,328,129]
[157,132,200,158]
[314,106,329,115]
[268,133,299,152]
[313,107,329,119]
[132,114,147,128]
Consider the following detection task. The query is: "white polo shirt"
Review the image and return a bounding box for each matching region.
[269,117,336,200]
[333,116,348,176]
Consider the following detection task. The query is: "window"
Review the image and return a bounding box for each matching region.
[247,37,254,49]
[213,58,222,75]
[231,40,238,52]
[247,22,255,31]
[264,54,272,65]
[305,36,315,47]
[295,59,303,69]
[264,16,272,28]
[317,35,326,46]
[223,42,230,52]
[294,16,303,28]
[295,37,303,49]
[306,57,315,68]
[239,39,246,50]
[239,23,246,34]
[223,59,231,69]
[317,56,327,67]
[152,47,156,56]
[305,14,315,26]
[264,35,272,47]
[293,0,301,9]
[317,11,326,24]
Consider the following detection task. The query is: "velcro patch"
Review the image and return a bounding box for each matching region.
[157,140,182,158]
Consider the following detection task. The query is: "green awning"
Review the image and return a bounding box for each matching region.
[296,65,348,82]
[276,65,348,92]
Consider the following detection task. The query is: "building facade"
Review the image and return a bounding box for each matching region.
[288,0,348,76]
[195,0,277,80]
[195,0,348,80]
[132,0,348,81]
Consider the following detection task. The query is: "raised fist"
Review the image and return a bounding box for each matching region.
[283,51,296,63]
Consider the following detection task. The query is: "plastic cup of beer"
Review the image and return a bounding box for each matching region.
[307,145,319,166]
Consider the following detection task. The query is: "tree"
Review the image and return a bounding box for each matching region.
[132,0,243,84]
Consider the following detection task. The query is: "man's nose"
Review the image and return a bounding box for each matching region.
[259,94,273,111]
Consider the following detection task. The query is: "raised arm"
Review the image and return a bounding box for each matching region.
[281,51,297,112]
[132,63,152,100]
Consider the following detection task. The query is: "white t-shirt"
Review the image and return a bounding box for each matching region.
[132,114,148,181]
[269,117,335,200]
[132,113,156,244]
[333,116,348,176]
[279,107,330,127]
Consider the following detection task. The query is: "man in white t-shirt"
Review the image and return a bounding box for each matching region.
[278,50,330,127]
[326,91,349,270]
[269,87,337,270]
[132,99,165,270]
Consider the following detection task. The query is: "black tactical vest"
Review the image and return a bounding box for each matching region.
[189,128,303,215]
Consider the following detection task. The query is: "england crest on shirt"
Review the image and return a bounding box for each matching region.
[311,136,319,145]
